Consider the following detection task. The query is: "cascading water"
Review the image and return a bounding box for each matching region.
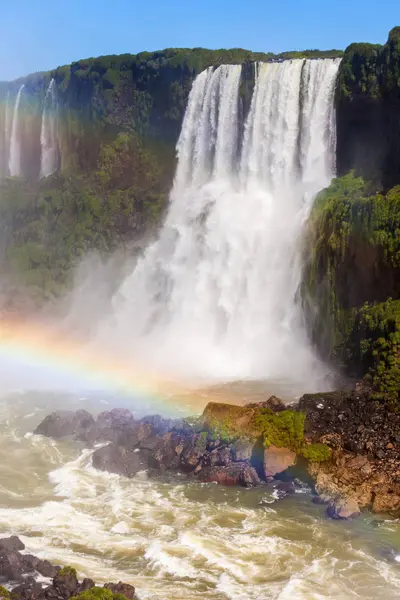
[40,78,58,178]
[8,84,24,177]
[99,59,341,389]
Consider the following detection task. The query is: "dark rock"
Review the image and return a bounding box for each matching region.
[12,580,42,600]
[53,569,79,597]
[231,439,253,462]
[275,481,296,495]
[312,494,331,505]
[327,497,360,520]
[0,550,24,581]
[34,410,95,440]
[180,434,208,472]
[0,537,25,552]
[35,561,57,579]
[89,409,138,445]
[92,444,151,477]
[78,579,95,593]
[199,463,260,487]
[104,582,136,599]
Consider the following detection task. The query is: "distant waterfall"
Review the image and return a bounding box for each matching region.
[8,84,24,177]
[40,79,58,178]
[99,59,341,389]
[2,92,12,175]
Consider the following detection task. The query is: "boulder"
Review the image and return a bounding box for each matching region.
[92,444,151,477]
[372,491,400,513]
[231,439,254,462]
[199,463,260,487]
[104,582,136,599]
[180,434,208,472]
[11,580,42,600]
[34,410,95,440]
[327,497,360,519]
[53,568,79,597]
[0,550,24,581]
[88,409,137,444]
[0,536,25,552]
[264,445,296,478]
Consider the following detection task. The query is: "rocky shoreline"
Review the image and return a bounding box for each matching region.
[0,536,138,600]
[33,383,400,520]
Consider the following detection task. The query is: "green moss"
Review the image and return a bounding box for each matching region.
[303,173,400,405]
[253,409,306,451]
[58,566,77,578]
[0,586,10,599]
[301,443,332,462]
[72,589,113,600]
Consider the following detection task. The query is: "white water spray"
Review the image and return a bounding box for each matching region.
[40,79,58,178]
[98,59,341,388]
[8,84,24,177]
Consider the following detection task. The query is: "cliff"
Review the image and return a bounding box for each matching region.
[336,27,400,190]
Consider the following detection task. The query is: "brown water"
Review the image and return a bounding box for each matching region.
[1,390,400,600]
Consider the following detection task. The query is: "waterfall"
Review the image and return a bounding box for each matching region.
[40,79,58,178]
[99,59,341,388]
[8,84,24,177]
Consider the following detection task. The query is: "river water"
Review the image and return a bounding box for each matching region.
[1,389,400,600]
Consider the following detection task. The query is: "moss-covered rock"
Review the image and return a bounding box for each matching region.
[303,173,400,404]
[336,27,400,189]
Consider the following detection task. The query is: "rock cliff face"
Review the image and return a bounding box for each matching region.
[336,27,400,190]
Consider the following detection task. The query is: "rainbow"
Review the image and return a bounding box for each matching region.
[0,319,238,417]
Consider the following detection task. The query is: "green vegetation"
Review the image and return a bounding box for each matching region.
[205,415,242,444]
[0,586,10,599]
[58,566,78,578]
[253,409,306,451]
[71,588,129,600]
[252,408,331,461]
[0,131,172,302]
[304,172,400,404]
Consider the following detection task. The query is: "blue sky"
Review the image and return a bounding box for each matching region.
[1,0,399,80]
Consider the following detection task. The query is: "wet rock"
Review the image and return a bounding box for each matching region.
[53,568,79,597]
[275,481,296,495]
[12,580,42,600]
[180,433,208,472]
[92,444,151,477]
[35,560,58,579]
[264,445,296,478]
[199,463,260,487]
[312,493,331,505]
[104,582,136,599]
[0,537,25,552]
[372,490,400,513]
[231,439,253,462]
[89,409,138,445]
[327,497,360,519]
[34,410,95,441]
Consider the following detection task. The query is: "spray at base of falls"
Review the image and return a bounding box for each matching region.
[96,58,341,389]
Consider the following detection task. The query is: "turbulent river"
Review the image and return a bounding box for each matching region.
[1,391,400,600]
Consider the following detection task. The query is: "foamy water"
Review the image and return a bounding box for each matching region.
[1,391,400,599]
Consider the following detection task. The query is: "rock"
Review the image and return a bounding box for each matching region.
[104,582,136,599]
[34,410,95,440]
[263,445,296,478]
[0,536,25,552]
[231,439,253,462]
[312,493,331,505]
[202,403,259,438]
[92,444,151,477]
[327,497,360,519]
[53,568,79,597]
[0,550,24,581]
[35,560,58,578]
[11,580,42,600]
[180,434,208,472]
[78,579,95,593]
[275,481,296,495]
[199,463,260,487]
[372,491,400,513]
[89,409,138,444]
[264,396,286,412]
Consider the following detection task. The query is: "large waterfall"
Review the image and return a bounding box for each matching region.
[8,84,24,177]
[103,59,341,387]
[40,79,58,178]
